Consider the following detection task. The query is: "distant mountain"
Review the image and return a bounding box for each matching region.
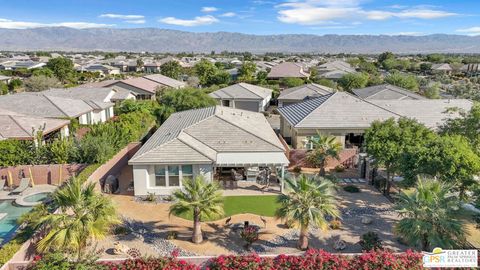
[0,27,479,54]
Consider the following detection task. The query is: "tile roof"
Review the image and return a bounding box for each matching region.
[267,62,310,78]
[43,87,115,109]
[209,83,272,100]
[129,106,286,164]
[278,83,334,101]
[352,84,426,100]
[0,114,69,140]
[370,99,473,129]
[115,77,160,93]
[278,92,400,129]
[143,74,186,88]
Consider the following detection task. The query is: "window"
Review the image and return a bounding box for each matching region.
[168,166,180,187]
[86,112,92,124]
[222,100,230,107]
[182,165,193,180]
[106,107,111,119]
[304,135,319,150]
[154,166,166,187]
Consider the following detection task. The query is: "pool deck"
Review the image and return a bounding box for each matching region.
[0,185,57,201]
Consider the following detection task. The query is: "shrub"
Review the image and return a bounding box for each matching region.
[343,185,360,193]
[167,231,178,240]
[145,192,157,202]
[0,241,22,266]
[208,254,272,270]
[103,257,199,270]
[351,249,423,270]
[292,166,302,174]
[274,249,350,270]
[359,231,383,251]
[330,219,342,230]
[240,226,259,249]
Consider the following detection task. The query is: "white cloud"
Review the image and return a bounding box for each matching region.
[201,7,218,13]
[456,26,480,36]
[99,14,144,20]
[387,31,425,36]
[277,1,457,25]
[125,20,146,24]
[0,18,113,29]
[220,12,237,17]
[159,15,219,27]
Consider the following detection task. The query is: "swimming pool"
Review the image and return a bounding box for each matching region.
[0,200,32,244]
[23,192,50,203]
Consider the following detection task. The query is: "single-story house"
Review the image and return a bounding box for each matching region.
[209,83,272,112]
[277,83,334,107]
[431,63,453,74]
[144,62,162,73]
[278,92,400,149]
[143,74,186,89]
[352,84,426,100]
[370,99,473,130]
[106,77,160,100]
[278,91,473,149]
[80,64,120,76]
[128,106,289,196]
[0,111,70,141]
[267,62,310,79]
[317,60,356,80]
[0,75,11,84]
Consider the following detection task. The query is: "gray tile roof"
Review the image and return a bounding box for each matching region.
[352,84,426,100]
[278,92,400,129]
[143,74,186,89]
[43,87,115,109]
[318,60,356,73]
[0,93,93,118]
[278,83,334,101]
[129,106,285,164]
[0,114,69,140]
[0,75,11,81]
[370,99,473,129]
[209,83,272,100]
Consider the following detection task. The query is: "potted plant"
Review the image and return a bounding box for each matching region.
[240,225,259,250]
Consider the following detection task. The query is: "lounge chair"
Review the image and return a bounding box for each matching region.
[0,179,5,190]
[11,178,30,194]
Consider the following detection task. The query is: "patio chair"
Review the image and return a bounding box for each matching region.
[11,178,30,194]
[231,169,243,181]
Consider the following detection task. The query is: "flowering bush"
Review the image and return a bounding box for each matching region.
[240,226,260,249]
[102,257,199,270]
[206,249,425,270]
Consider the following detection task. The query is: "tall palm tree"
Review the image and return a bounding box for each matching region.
[306,132,342,176]
[169,176,224,244]
[275,174,339,250]
[394,178,467,251]
[34,177,119,260]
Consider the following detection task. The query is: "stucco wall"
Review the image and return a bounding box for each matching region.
[0,164,86,186]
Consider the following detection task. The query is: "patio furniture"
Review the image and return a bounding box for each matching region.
[11,178,30,194]
[231,169,243,181]
[246,167,259,181]
[0,179,5,190]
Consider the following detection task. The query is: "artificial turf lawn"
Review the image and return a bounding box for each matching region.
[175,195,280,221]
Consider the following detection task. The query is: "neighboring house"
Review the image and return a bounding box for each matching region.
[143,74,186,89]
[277,83,334,107]
[431,63,452,74]
[461,63,480,76]
[144,62,162,73]
[278,92,400,149]
[0,93,95,125]
[42,87,118,123]
[0,111,69,141]
[106,77,160,100]
[209,83,272,112]
[370,99,473,130]
[352,84,426,100]
[317,60,356,80]
[0,75,11,84]
[267,62,310,79]
[0,61,46,70]
[80,64,120,76]
[128,106,289,196]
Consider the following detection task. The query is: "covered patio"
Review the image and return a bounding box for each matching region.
[212,152,289,194]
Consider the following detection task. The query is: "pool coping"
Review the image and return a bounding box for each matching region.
[14,192,52,207]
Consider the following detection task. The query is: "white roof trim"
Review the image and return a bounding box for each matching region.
[215,152,289,166]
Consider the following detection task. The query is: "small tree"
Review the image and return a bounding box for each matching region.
[385,72,419,91]
[238,61,257,82]
[160,61,183,79]
[338,72,368,91]
[306,132,342,176]
[24,75,62,92]
[276,174,339,250]
[169,176,224,243]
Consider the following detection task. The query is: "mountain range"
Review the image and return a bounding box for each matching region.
[0,27,479,54]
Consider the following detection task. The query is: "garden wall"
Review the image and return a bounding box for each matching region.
[288,148,358,170]
[86,142,141,187]
[0,164,87,187]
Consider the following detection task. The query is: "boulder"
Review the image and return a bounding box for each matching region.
[361,216,373,225]
[333,239,347,250]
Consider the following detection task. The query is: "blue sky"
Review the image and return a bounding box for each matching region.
[0,0,479,35]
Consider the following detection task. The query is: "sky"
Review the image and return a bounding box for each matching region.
[0,0,479,36]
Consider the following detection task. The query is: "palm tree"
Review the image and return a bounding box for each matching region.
[34,177,119,260]
[394,178,467,251]
[169,176,224,244]
[275,174,339,250]
[306,132,342,176]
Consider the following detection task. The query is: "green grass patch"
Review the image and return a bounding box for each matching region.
[175,195,280,221]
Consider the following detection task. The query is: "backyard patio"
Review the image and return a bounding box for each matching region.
[91,165,408,259]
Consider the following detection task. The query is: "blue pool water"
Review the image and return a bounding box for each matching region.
[0,201,32,244]
[23,192,49,203]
